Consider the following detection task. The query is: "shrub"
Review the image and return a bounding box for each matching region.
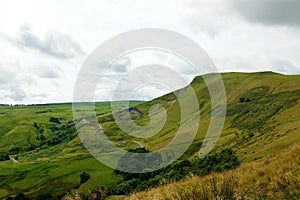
[35,193,53,200]
[49,117,60,124]
[0,152,9,161]
[80,172,90,184]
[110,148,240,195]
[248,132,255,137]
[14,193,29,200]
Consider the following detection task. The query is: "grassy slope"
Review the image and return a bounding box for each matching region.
[125,140,300,200]
[1,72,300,198]
[100,72,300,162]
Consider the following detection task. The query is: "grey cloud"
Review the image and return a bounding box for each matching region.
[109,56,131,72]
[0,68,14,84]
[0,32,14,44]
[39,70,59,78]
[34,66,61,79]
[230,0,300,27]
[32,93,48,98]
[8,84,26,101]
[0,65,27,102]
[17,24,85,59]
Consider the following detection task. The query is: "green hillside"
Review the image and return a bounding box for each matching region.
[1,72,300,199]
[100,72,300,162]
[125,140,300,200]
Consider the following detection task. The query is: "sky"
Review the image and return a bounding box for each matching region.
[0,0,300,104]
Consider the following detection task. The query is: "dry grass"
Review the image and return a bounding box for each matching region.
[124,142,300,200]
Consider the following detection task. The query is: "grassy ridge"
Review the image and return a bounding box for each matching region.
[99,72,300,162]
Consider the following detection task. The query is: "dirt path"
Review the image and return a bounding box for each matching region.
[9,156,19,164]
[132,141,144,148]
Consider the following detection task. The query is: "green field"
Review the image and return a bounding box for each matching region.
[0,101,143,199]
[1,72,300,199]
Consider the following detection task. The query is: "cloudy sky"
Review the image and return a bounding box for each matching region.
[0,0,300,104]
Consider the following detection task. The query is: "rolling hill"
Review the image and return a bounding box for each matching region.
[1,71,300,199]
[100,71,300,162]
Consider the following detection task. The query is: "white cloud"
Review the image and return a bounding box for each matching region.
[272,58,300,74]
[0,0,299,104]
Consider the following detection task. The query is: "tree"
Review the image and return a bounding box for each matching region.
[80,172,90,184]
[0,152,9,161]
[14,193,29,200]
[36,193,53,200]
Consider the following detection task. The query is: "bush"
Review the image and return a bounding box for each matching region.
[49,117,60,124]
[80,172,90,184]
[0,152,9,161]
[35,193,53,200]
[110,148,240,195]
[13,193,29,200]
[248,132,255,137]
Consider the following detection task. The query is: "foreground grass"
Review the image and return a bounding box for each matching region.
[125,142,300,200]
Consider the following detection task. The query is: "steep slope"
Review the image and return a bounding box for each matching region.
[99,72,300,162]
[125,140,300,200]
